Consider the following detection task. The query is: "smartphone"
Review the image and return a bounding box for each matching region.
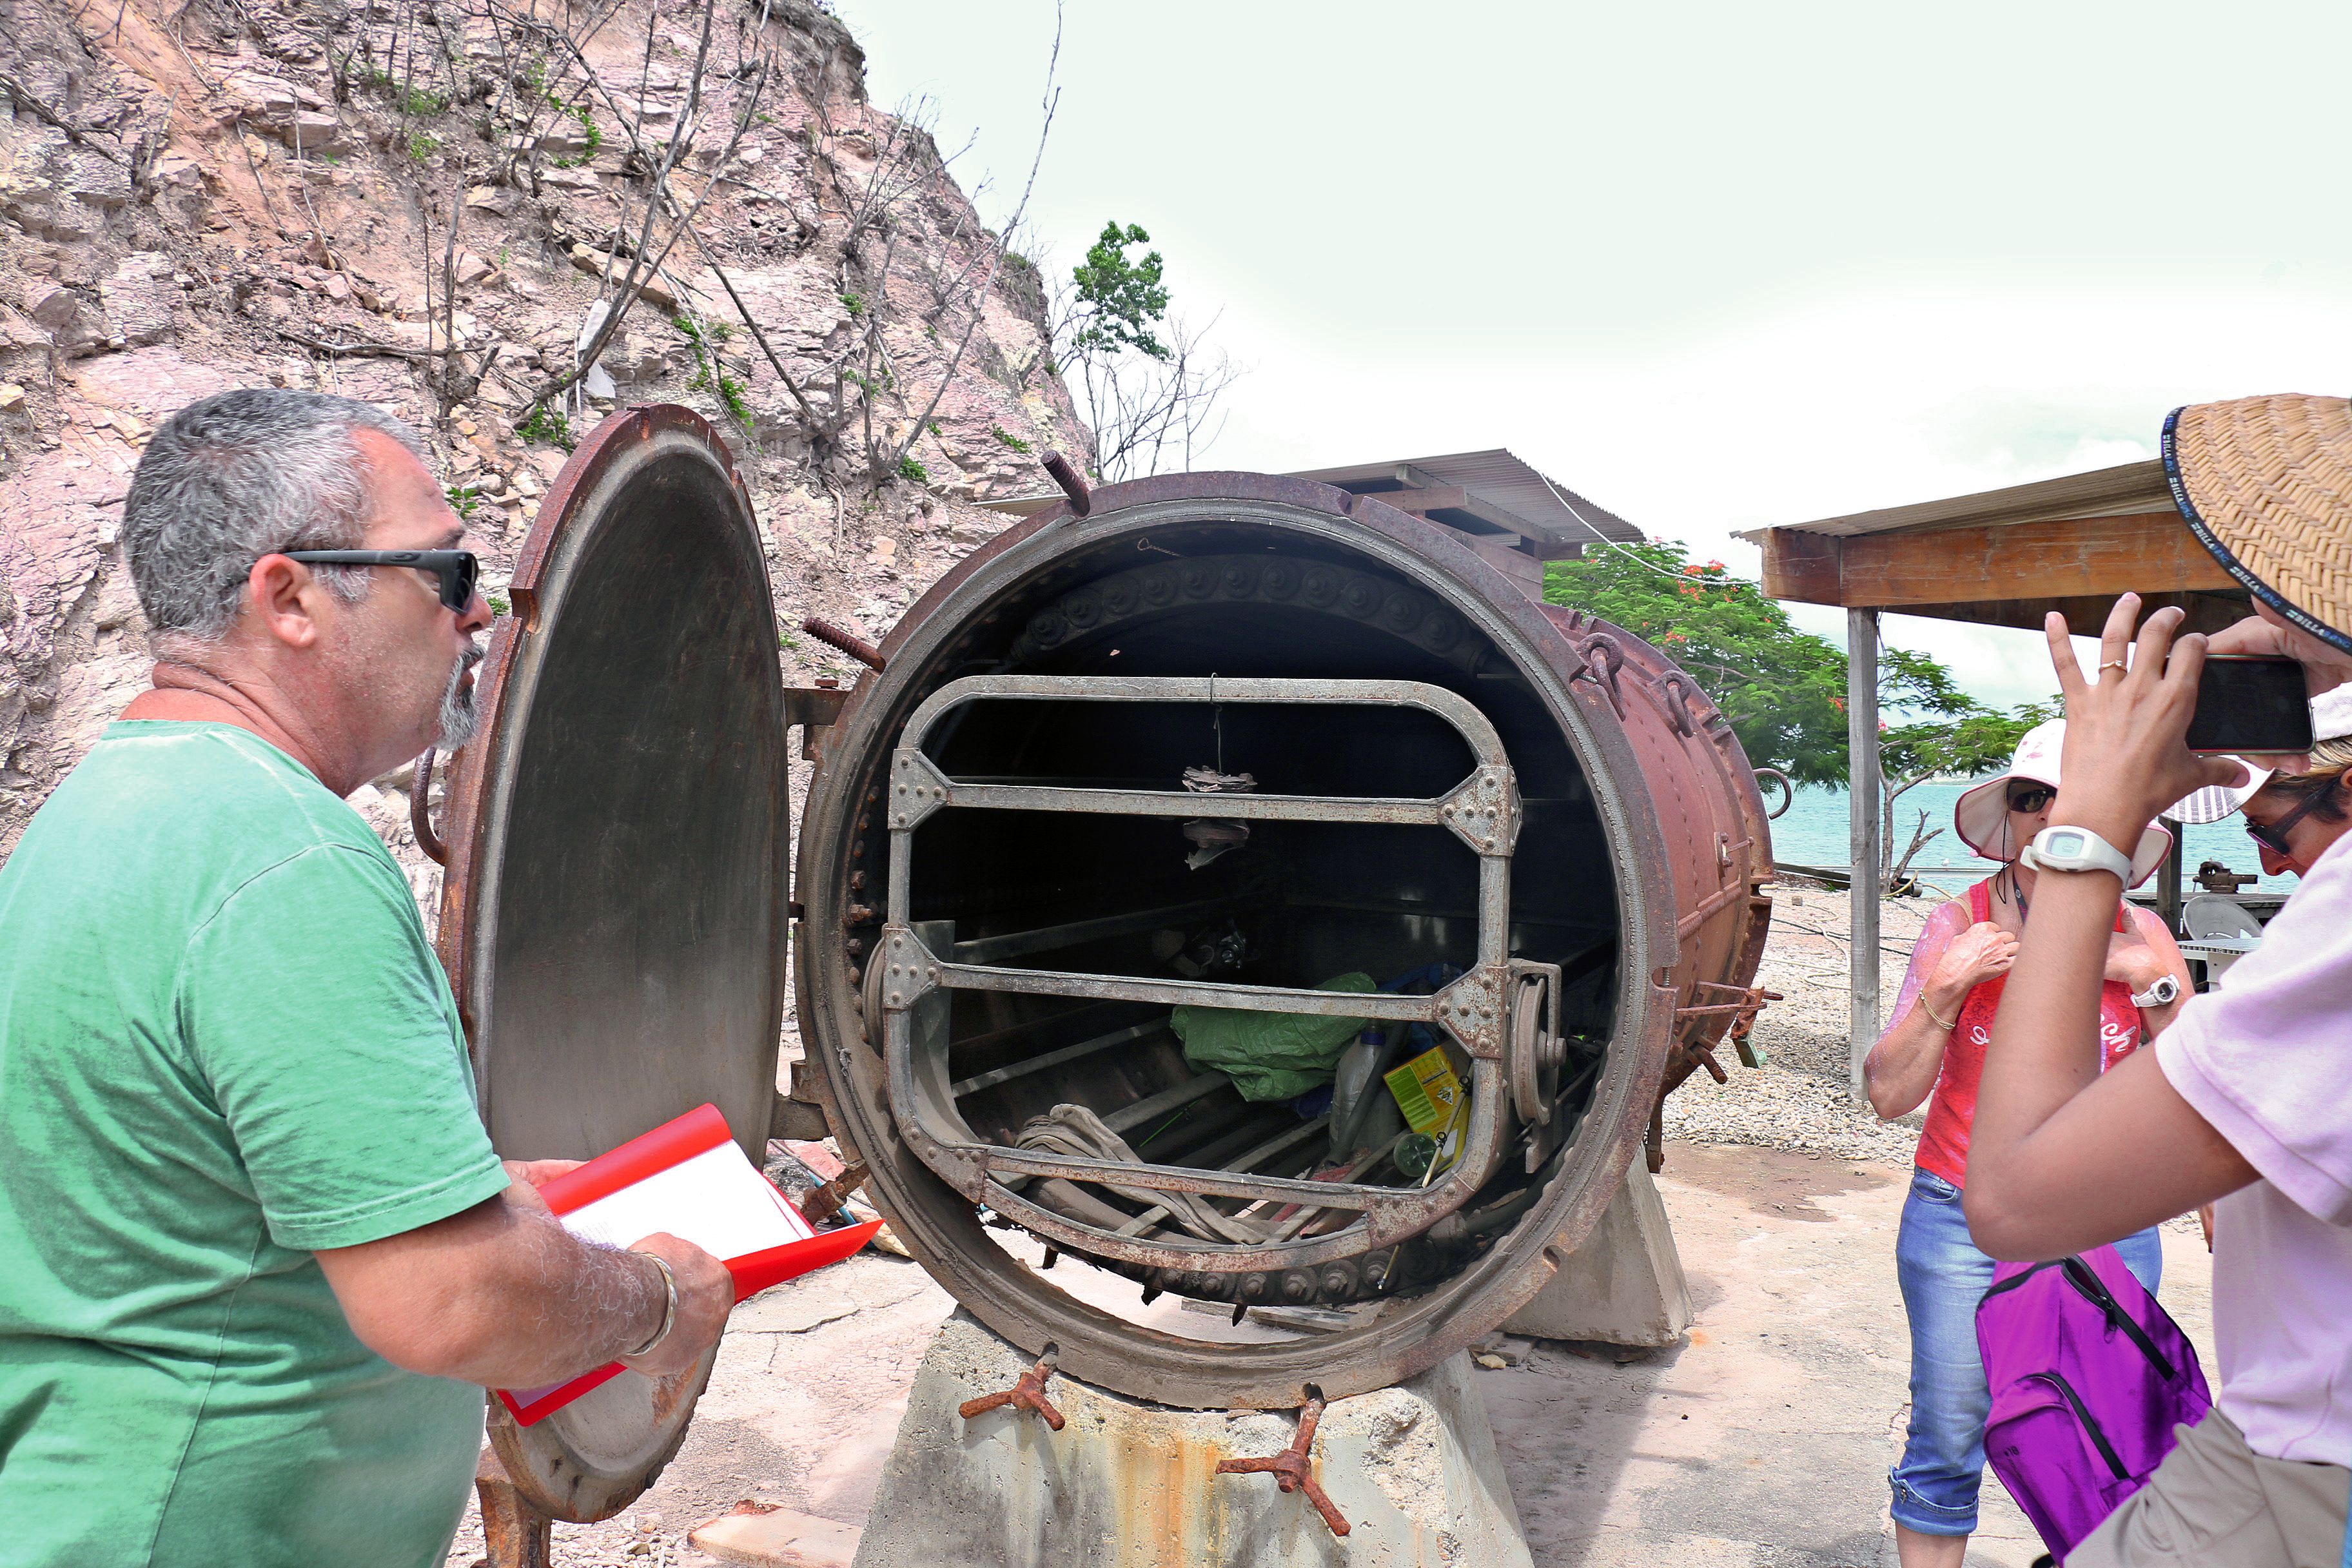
[2186,655,2313,754]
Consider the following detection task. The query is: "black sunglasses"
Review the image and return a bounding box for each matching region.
[2244,787,2331,858]
[2006,785,2055,814]
[281,549,480,613]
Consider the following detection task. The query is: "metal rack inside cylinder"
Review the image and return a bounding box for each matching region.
[799,473,1773,1409]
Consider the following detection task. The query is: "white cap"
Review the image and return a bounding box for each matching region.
[1954,719,2173,886]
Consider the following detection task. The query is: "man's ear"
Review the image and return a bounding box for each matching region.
[248,555,326,651]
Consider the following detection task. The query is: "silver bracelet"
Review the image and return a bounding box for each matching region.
[622,1254,678,1360]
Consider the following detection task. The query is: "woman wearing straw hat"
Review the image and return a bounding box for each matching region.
[1967,393,2352,1566]
[1865,720,2193,1567]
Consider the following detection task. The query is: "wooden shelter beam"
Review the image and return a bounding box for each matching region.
[1759,510,2236,610]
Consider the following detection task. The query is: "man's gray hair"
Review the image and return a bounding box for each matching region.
[121,387,433,643]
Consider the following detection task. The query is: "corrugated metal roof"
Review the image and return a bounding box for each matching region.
[1737,459,2173,542]
[978,449,1645,546]
[1287,448,1643,545]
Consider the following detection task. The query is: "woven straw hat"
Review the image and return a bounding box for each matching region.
[2162,395,2352,654]
[1954,719,2171,885]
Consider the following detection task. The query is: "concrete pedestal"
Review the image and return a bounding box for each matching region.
[851,1309,1533,1568]
[1503,1157,1691,1346]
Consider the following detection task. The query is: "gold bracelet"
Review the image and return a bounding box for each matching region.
[623,1255,678,1360]
[1919,995,1957,1033]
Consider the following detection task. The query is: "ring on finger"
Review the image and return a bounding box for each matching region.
[2098,660,2129,677]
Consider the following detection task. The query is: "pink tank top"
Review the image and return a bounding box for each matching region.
[1913,878,2144,1188]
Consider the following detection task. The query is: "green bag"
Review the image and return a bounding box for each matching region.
[1171,972,1376,1102]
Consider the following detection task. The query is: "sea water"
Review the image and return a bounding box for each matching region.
[1767,780,2297,896]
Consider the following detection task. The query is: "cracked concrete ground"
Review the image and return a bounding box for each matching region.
[1483,1144,2216,1568]
[447,1139,2218,1566]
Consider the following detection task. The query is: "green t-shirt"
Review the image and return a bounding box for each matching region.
[0,722,511,1568]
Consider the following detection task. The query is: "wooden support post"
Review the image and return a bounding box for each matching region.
[1847,609,1881,1102]
[2157,816,2185,937]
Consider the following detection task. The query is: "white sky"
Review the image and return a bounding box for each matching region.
[828,1,2352,712]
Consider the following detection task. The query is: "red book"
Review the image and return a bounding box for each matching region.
[496,1104,881,1426]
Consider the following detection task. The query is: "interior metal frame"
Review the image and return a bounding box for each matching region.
[875,673,1551,1274]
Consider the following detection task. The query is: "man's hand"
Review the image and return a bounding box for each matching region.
[318,1182,732,1390]
[2206,602,2352,702]
[504,1157,584,1190]
[1932,921,2017,994]
[619,1233,735,1378]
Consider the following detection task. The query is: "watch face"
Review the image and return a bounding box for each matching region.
[2044,829,2089,856]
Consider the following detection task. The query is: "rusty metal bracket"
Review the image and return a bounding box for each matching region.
[411,747,447,865]
[1752,765,1794,820]
[476,1446,554,1568]
[959,1344,1066,1431]
[1675,981,1783,1072]
[876,925,945,1010]
[887,749,954,830]
[1216,1386,1351,1537]
[1438,763,1520,854]
[785,681,848,763]
[1435,962,1509,1062]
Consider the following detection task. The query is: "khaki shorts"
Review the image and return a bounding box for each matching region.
[2068,1409,2349,1568]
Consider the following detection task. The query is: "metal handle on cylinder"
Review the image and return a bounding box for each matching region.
[411,748,447,865]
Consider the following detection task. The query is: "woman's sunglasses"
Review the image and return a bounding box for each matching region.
[2244,787,2331,858]
[2006,785,2055,815]
[280,549,481,612]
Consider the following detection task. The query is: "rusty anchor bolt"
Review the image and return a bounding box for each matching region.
[1040,450,1092,516]
[798,1160,868,1228]
[802,616,886,671]
[958,1344,1066,1432]
[1215,1386,1351,1537]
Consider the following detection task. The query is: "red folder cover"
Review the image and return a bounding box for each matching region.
[495,1104,881,1426]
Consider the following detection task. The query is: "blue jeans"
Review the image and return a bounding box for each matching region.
[1889,1166,2165,1537]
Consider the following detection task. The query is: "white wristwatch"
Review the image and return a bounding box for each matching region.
[2132,975,2181,1009]
[2020,825,2135,881]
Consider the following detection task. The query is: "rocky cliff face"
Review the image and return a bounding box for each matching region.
[0,0,1087,876]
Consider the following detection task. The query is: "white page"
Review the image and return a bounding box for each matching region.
[558,1141,814,1262]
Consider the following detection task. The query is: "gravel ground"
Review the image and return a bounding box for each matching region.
[1661,877,1946,1166]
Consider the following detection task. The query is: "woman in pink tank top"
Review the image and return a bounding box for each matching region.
[1861,720,2195,1568]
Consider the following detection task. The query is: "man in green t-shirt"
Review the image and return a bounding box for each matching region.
[0,389,736,1567]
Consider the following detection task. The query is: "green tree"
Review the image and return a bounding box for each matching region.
[1067,222,1170,360]
[1047,220,1236,481]
[1542,540,1853,784]
[1544,540,2053,890]
[1879,700,2056,890]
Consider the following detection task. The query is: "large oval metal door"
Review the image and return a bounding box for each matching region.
[433,404,789,1519]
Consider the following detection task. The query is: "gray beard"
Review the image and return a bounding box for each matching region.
[435,646,484,750]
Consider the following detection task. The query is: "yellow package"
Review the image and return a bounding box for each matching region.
[1384,1046,1466,1137]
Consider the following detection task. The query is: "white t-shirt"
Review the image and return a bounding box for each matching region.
[2157,832,2352,1465]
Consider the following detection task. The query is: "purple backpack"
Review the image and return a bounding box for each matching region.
[1976,1244,2213,1561]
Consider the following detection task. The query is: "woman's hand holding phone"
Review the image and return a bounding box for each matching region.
[2043,596,2249,855]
